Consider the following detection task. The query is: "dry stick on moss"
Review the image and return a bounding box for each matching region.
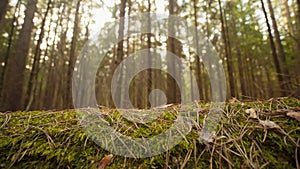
[84,136,89,147]
[259,119,299,147]
[31,126,55,146]
[8,140,24,168]
[252,140,268,164]
[18,136,39,163]
[180,149,192,169]
[215,149,233,167]
[114,133,136,158]
[249,141,257,167]
[122,157,127,169]
[233,139,255,168]
[219,123,234,169]
[193,139,197,167]
[210,144,216,169]
[0,113,11,128]
[16,111,63,119]
[57,138,71,169]
[296,139,299,169]
[222,146,233,169]
[241,138,256,168]
[195,147,206,165]
[164,150,170,169]
[260,162,271,169]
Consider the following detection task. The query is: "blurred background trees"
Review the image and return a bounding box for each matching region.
[0,0,299,111]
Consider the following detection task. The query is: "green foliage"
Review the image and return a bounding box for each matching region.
[0,98,300,168]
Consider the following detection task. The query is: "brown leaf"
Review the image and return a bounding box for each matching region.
[98,154,113,169]
[246,108,258,119]
[287,112,300,122]
[152,104,174,110]
[259,119,281,130]
[229,97,239,104]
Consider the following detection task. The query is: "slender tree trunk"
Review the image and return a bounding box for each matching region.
[0,0,21,108]
[114,0,126,108]
[44,2,65,109]
[231,9,246,99]
[167,0,177,104]
[146,0,152,108]
[236,49,246,99]
[66,0,82,108]
[193,0,204,101]
[296,0,300,27]
[0,0,8,23]
[37,5,55,109]
[284,0,295,36]
[218,0,236,98]
[261,0,284,96]
[266,0,291,95]
[2,0,37,111]
[126,0,133,107]
[25,0,52,110]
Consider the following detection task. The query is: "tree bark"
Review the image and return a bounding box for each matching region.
[218,0,236,98]
[147,0,152,108]
[25,0,52,110]
[193,0,204,101]
[261,0,283,96]
[167,0,177,104]
[66,0,82,108]
[114,0,126,108]
[2,0,37,111]
[0,0,21,108]
[266,0,291,95]
[0,0,8,23]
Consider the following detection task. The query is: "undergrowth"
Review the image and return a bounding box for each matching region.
[0,98,299,168]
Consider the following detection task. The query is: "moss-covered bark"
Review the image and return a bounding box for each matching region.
[0,98,299,168]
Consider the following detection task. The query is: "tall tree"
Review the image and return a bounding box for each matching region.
[193,0,204,100]
[2,0,38,111]
[297,0,300,26]
[266,0,291,95]
[0,0,8,23]
[114,0,126,108]
[66,0,82,108]
[25,0,52,110]
[146,0,152,108]
[0,0,21,107]
[217,0,236,98]
[167,0,177,104]
[260,0,283,96]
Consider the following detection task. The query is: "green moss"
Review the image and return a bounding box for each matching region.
[0,98,299,168]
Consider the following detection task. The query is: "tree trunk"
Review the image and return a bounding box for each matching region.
[218,0,236,98]
[2,0,37,111]
[266,0,291,95]
[25,0,52,110]
[284,0,295,36]
[167,0,177,104]
[0,0,21,108]
[66,0,82,109]
[261,0,283,96]
[43,2,65,110]
[114,0,126,108]
[296,0,300,28]
[0,0,8,23]
[230,7,246,99]
[193,0,204,101]
[147,0,152,108]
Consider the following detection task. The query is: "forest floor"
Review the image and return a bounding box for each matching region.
[0,98,300,169]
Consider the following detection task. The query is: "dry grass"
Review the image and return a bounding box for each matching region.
[0,97,299,168]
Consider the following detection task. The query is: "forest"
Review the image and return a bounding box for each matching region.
[0,0,300,168]
[0,0,299,111]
